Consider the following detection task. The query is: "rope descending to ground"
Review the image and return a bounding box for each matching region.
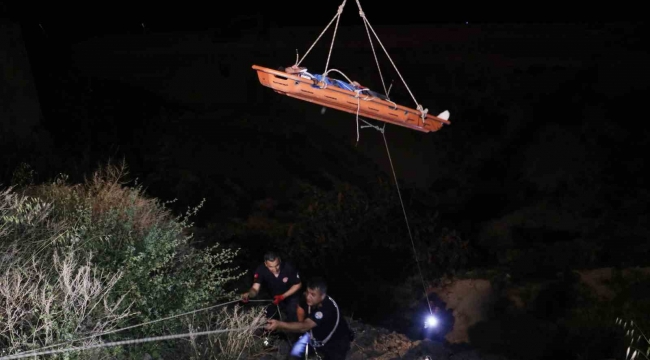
[11,298,273,358]
[0,326,266,360]
[357,121,434,315]
[353,0,429,120]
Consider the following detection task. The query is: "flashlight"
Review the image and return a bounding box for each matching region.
[424,315,438,328]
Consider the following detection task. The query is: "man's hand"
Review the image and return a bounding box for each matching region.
[266,319,280,331]
[272,295,285,305]
[241,292,249,303]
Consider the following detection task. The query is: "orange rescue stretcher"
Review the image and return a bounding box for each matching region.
[252,64,450,133]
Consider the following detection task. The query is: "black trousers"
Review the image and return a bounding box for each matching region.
[265,295,299,322]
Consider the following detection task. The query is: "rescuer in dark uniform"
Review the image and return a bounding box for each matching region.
[265,277,353,359]
[242,251,302,322]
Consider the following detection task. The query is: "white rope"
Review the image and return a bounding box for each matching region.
[322,68,356,85]
[296,0,347,67]
[324,2,344,75]
[361,15,388,98]
[354,0,428,120]
[386,98,398,110]
[359,118,384,133]
[356,95,361,142]
[0,326,265,360]
[357,123,433,315]
[319,68,388,144]
[19,298,271,355]
[383,128,433,315]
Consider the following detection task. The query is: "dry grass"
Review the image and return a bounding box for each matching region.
[616,317,649,360]
[1,175,135,358]
[0,250,134,357]
[27,160,173,238]
[180,305,268,360]
[1,162,250,359]
[85,162,172,234]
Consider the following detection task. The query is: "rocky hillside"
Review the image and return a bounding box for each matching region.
[260,319,512,360]
[257,266,649,360]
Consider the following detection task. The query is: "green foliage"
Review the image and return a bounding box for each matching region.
[27,164,244,326]
[10,162,36,187]
[1,162,248,358]
[282,175,472,276]
[224,173,474,322]
[0,186,132,359]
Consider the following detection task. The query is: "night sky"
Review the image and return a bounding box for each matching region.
[2,4,649,353]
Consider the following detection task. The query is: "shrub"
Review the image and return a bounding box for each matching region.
[1,161,247,358]
[0,187,132,358]
[178,304,268,360]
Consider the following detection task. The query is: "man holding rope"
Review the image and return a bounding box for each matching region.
[242,251,302,322]
[266,277,353,359]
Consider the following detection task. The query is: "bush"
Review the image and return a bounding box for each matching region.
[177,305,268,360]
[0,187,132,358]
[1,162,248,358]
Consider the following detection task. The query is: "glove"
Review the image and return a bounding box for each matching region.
[273,295,285,305]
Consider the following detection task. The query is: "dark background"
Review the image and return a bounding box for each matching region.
[2,3,649,356]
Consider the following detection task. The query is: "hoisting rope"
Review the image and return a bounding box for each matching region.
[295,0,347,69]
[296,0,429,126]
[317,67,372,143]
[292,0,436,315]
[294,0,432,139]
[5,298,273,359]
[323,1,344,75]
[358,7,388,99]
[360,120,434,316]
[353,0,429,121]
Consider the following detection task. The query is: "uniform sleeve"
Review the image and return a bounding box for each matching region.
[287,264,301,286]
[307,311,323,326]
[308,308,324,326]
[253,265,264,284]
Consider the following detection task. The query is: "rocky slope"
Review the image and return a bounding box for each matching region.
[260,319,512,360]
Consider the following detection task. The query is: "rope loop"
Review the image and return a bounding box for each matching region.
[417,104,429,120]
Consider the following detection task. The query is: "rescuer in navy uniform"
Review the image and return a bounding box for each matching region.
[242,251,302,322]
[266,277,353,359]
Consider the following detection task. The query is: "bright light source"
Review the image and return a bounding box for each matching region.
[424,315,438,328]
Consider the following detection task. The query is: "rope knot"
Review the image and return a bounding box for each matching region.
[359,11,365,18]
[338,5,345,14]
[417,104,429,120]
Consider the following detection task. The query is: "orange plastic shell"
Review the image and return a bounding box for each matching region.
[252,65,450,133]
